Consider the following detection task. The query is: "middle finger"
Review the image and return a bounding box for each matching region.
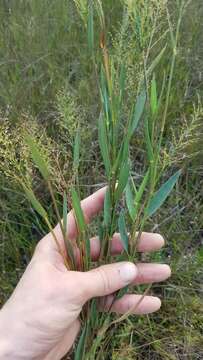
[90,232,165,260]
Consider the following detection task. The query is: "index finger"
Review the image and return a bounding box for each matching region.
[52,186,107,244]
[66,186,107,240]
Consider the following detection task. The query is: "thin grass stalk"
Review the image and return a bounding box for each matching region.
[45,218,70,270]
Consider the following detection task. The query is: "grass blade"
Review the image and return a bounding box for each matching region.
[125,180,136,221]
[90,298,99,329]
[73,129,81,171]
[116,285,129,300]
[25,134,50,180]
[95,0,105,29]
[98,114,111,177]
[115,161,130,201]
[71,188,90,263]
[63,191,75,267]
[71,188,86,232]
[104,188,111,227]
[134,170,150,211]
[63,191,68,236]
[130,90,146,136]
[74,323,87,360]
[87,1,94,52]
[22,184,48,220]
[146,170,181,216]
[151,74,158,115]
[147,45,167,76]
[119,63,126,104]
[144,117,154,162]
[118,210,129,253]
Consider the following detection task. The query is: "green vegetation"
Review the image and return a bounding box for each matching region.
[0,1,202,359]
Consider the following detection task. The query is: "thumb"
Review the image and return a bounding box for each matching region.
[80,262,137,302]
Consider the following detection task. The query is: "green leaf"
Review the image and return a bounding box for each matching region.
[135,13,142,48]
[147,45,167,76]
[95,0,105,29]
[87,1,94,52]
[125,180,136,221]
[118,210,129,253]
[120,140,129,165]
[146,170,181,216]
[151,74,158,115]
[116,285,129,300]
[101,86,110,123]
[63,193,75,266]
[98,114,111,177]
[73,130,80,170]
[113,138,129,176]
[90,298,98,329]
[22,184,48,220]
[130,90,146,136]
[134,170,150,211]
[144,117,153,162]
[63,192,68,236]
[74,323,87,360]
[71,188,86,232]
[115,161,130,201]
[98,222,104,243]
[119,63,126,103]
[25,134,50,180]
[104,188,111,227]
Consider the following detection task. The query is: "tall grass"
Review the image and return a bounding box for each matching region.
[0,0,202,359]
[21,1,191,359]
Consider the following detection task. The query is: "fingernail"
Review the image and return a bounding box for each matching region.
[119,262,137,284]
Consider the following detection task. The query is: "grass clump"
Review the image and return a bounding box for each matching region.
[22,1,191,358]
[0,0,202,359]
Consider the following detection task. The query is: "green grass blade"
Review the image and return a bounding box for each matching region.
[73,129,80,170]
[74,323,87,360]
[25,134,50,180]
[147,45,167,76]
[118,210,129,253]
[115,161,130,201]
[95,0,105,29]
[104,188,111,227]
[151,74,158,115]
[135,170,150,206]
[144,117,154,162]
[125,180,136,221]
[130,90,146,136]
[22,184,48,220]
[63,192,68,236]
[71,188,86,232]
[90,298,99,329]
[87,1,94,52]
[146,170,181,217]
[98,115,111,177]
[119,63,126,104]
[71,188,91,263]
[101,86,110,124]
[63,191,75,267]
[116,285,129,300]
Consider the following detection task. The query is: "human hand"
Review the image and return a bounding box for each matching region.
[0,187,171,360]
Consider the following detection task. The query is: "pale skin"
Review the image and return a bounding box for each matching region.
[0,187,171,359]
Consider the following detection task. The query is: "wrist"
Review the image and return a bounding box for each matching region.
[0,304,27,360]
[0,308,15,359]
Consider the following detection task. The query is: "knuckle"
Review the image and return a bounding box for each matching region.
[34,238,47,254]
[34,243,42,256]
[96,267,111,295]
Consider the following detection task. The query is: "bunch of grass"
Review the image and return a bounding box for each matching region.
[22,1,191,359]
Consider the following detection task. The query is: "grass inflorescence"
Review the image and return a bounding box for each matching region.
[0,0,202,359]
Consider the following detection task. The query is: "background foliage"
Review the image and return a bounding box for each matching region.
[0,1,202,359]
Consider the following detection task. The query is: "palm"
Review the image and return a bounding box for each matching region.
[1,187,170,360]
